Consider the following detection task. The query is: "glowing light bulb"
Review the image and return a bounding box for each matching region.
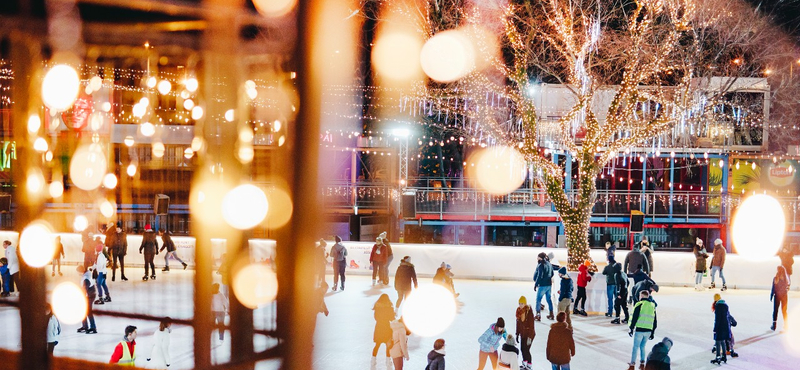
[102,173,117,189]
[73,215,89,232]
[140,122,155,137]
[42,64,80,111]
[232,263,278,308]
[222,184,269,229]
[27,115,41,133]
[126,163,137,177]
[732,194,785,260]
[19,220,56,268]
[52,282,88,324]
[157,80,172,95]
[184,77,199,92]
[401,284,457,337]
[49,181,64,198]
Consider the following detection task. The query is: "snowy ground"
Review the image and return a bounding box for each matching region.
[0,269,798,369]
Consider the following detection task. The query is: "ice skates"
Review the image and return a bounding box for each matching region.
[104,296,111,302]
[183,262,188,270]
[610,318,620,324]
[710,282,716,289]
[546,311,554,320]
[711,356,727,365]
[163,266,170,272]
[721,285,727,291]
[143,275,149,281]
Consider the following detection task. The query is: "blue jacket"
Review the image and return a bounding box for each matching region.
[558,276,573,301]
[477,324,506,353]
[0,264,9,292]
[713,300,736,341]
[534,261,554,288]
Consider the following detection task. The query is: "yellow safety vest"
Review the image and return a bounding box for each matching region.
[633,301,656,330]
[118,341,136,366]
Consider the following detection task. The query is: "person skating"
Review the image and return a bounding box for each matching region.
[516,296,535,370]
[378,232,393,285]
[3,240,19,294]
[160,230,187,271]
[109,325,137,365]
[556,267,574,329]
[693,238,709,291]
[46,304,61,355]
[611,261,630,325]
[711,295,737,365]
[370,236,390,286]
[390,318,410,370]
[640,237,654,277]
[605,241,617,260]
[81,230,96,271]
[710,294,739,358]
[709,239,727,291]
[574,261,592,316]
[628,290,658,370]
[603,257,618,317]
[631,265,648,285]
[624,243,650,277]
[770,265,790,331]
[139,224,159,281]
[778,244,795,284]
[0,257,10,297]
[52,236,65,277]
[498,334,519,370]
[315,239,328,287]
[146,317,172,368]
[371,294,395,369]
[534,252,555,321]
[433,262,459,297]
[426,339,446,370]
[476,318,506,370]
[631,279,659,306]
[76,265,97,334]
[110,223,128,281]
[212,283,228,342]
[394,256,418,308]
[94,245,111,304]
[546,312,575,370]
[329,236,347,291]
[644,337,672,370]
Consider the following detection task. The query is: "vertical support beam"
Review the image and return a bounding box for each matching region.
[398,137,408,188]
[669,156,674,217]
[721,155,730,251]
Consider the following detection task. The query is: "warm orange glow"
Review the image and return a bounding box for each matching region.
[467,147,527,195]
[372,31,423,81]
[19,220,56,268]
[253,0,297,17]
[232,262,278,309]
[420,30,475,82]
[52,282,88,325]
[401,284,456,337]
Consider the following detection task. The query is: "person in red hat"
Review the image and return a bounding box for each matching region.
[139,224,159,281]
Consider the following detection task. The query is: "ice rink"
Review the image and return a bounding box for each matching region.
[0,269,798,369]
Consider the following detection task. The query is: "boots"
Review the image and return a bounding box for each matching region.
[183,263,188,270]
[95,297,105,305]
[580,309,588,316]
[104,295,111,302]
[627,364,635,370]
[573,308,581,315]
[639,362,645,370]
[730,350,739,358]
[771,321,777,331]
[535,313,541,322]
[372,279,376,286]
[610,318,621,324]
[142,276,149,281]
[546,311,554,320]
[710,282,716,289]
[721,285,727,291]
[151,274,156,280]
[163,266,170,272]
[711,356,727,365]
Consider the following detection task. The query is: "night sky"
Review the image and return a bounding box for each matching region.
[745,0,800,37]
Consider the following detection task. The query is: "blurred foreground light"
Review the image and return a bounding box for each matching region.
[401,284,456,337]
[69,144,107,190]
[90,112,104,131]
[191,106,204,120]
[27,169,45,194]
[191,137,204,152]
[392,128,410,137]
[184,77,199,93]
[42,64,80,111]
[467,146,526,195]
[33,137,48,153]
[184,148,194,159]
[52,282,88,325]
[225,109,235,122]
[158,80,172,95]
[73,215,88,232]
[732,194,785,259]
[89,76,102,91]
[49,181,64,198]
[19,220,56,268]
[101,102,112,112]
[238,146,254,163]
[102,173,118,189]
[152,142,165,158]
[27,115,41,133]
[266,187,293,229]
[124,136,135,147]
[140,122,155,137]
[420,30,475,82]
[100,200,115,218]
[253,0,297,17]
[239,128,254,143]
[183,99,195,110]
[222,184,269,229]
[232,263,278,309]
[372,31,422,81]
[126,163,137,177]
[132,103,146,118]
[146,76,157,89]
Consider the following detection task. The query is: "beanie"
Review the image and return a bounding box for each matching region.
[714,239,723,246]
[495,317,505,328]
[145,224,152,230]
[519,296,527,305]
[713,293,721,302]
[547,252,555,261]
[558,267,567,275]
[583,260,592,268]
[506,334,516,345]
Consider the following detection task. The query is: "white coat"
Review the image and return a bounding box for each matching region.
[147,328,171,368]
[95,252,108,275]
[498,345,520,370]
[47,315,61,343]
[5,244,19,275]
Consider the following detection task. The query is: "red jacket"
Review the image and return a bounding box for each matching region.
[109,340,136,364]
[577,265,592,288]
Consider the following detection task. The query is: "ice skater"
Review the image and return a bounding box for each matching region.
[709,239,727,291]
[109,325,137,365]
[94,245,111,304]
[160,230,187,271]
[46,304,61,355]
[3,240,19,294]
[603,257,618,317]
[778,244,794,284]
[476,317,506,370]
[110,223,128,281]
[770,265,790,331]
[139,224,159,281]
[534,252,555,321]
[426,339,446,370]
[0,257,10,297]
[146,317,172,368]
[546,312,575,370]
[515,296,535,370]
[76,265,97,334]
[369,236,390,286]
[624,243,650,278]
[329,236,347,291]
[556,267,573,329]
[644,337,672,370]
[693,238,709,291]
[628,290,658,370]
[52,236,65,277]
[390,318,410,370]
[315,239,328,286]
[605,241,617,260]
[640,237,654,277]
[394,256,418,308]
[611,262,630,325]
[711,294,736,365]
[574,260,592,316]
[212,283,228,342]
[371,294,395,369]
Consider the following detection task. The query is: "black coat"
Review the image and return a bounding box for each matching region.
[160,234,176,253]
[394,261,418,292]
[713,300,736,341]
[113,231,128,256]
[139,230,159,254]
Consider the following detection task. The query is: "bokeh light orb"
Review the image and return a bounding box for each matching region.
[191,106,204,120]
[52,282,88,325]
[89,76,103,91]
[468,146,527,195]
[19,220,56,268]
[27,115,41,133]
[152,142,165,158]
[253,0,297,17]
[222,184,269,230]
[102,173,118,189]
[732,194,785,259]
[157,80,172,95]
[69,144,107,190]
[420,30,475,82]
[27,169,45,194]
[401,284,457,337]
[49,181,64,198]
[372,31,422,81]
[184,148,194,159]
[73,215,89,232]
[33,137,48,153]
[126,163,137,177]
[42,64,80,111]
[100,200,115,218]
[232,263,278,309]
[184,77,199,92]
[140,122,155,137]
[266,187,293,229]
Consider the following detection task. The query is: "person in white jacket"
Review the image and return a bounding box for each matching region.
[46,304,61,355]
[94,247,111,304]
[389,319,409,370]
[212,283,228,342]
[498,334,520,370]
[3,240,19,294]
[147,317,172,368]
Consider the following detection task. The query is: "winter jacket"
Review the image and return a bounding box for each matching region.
[4,244,19,275]
[630,298,658,333]
[389,320,409,359]
[139,230,159,254]
[713,299,736,341]
[534,260,554,288]
[771,276,790,301]
[54,240,65,260]
[477,324,506,353]
[498,343,519,369]
[779,248,794,275]
[558,275,573,301]
[641,245,654,273]
[160,234,176,253]
[624,249,650,275]
[711,245,726,268]
[632,280,658,305]
[95,252,108,275]
[212,292,228,313]
[577,265,592,288]
[82,272,96,299]
[113,231,128,256]
[373,301,395,344]
[632,270,649,285]
[515,305,535,339]
[329,242,347,262]
[602,263,617,285]
[47,315,61,343]
[545,321,575,365]
[644,341,671,370]
[394,260,418,292]
[104,228,116,249]
[606,244,617,259]
[433,267,448,286]
[426,349,445,370]
[369,243,390,264]
[693,245,709,272]
[148,328,171,367]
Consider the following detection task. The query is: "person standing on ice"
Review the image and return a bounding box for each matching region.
[390,318,410,370]
[574,261,592,316]
[709,239,727,291]
[611,262,630,325]
[556,267,574,329]
[778,244,794,284]
[315,239,328,286]
[369,236,389,286]
[605,241,617,260]
[52,236,65,277]
[534,253,555,321]
[109,325,137,365]
[394,256,418,308]
[46,304,61,355]
[624,244,650,279]
[160,230,187,271]
[546,312,575,370]
[329,236,347,291]
[212,283,228,342]
[628,290,657,370]
[476,317,506,370]
[426,339,446,370]
[110,222,128,282]
[603,256,618,317]
[711,295,736,365]
[515,296,535,370]
[693,238,709,291]
[370,294,395,369]
[639,237,654,277]
[146,317,172,368]
[770,265,790,331]
[94,244,111,305]
[644,337,672,370]
[139,224,159,281]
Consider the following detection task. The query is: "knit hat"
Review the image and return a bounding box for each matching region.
[145,224,152,230]
[547,252,555,261]
[519,296,527,304]
[558,267,567,275]
[506,334,516,345]
[495,317,505,329]
[662,337,673,350]
[583,260,592,268]
[714,239,723,246]
[713,293,721,302]
[117,221,122,227]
